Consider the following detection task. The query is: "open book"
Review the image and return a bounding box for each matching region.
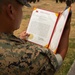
[26,7,71,53]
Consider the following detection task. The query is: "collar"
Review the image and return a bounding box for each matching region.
[0,33,25,44]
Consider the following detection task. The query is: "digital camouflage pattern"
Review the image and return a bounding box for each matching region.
[0,33,58,75]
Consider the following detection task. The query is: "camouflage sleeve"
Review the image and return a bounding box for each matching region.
[0,41,58,75]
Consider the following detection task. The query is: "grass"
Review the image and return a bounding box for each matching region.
[71,23,75,26]
[14,0,75,75]
[23,14,31,19]
[55,38,75,75]
[69,38,75,48]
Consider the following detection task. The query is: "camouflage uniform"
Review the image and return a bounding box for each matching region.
[0,33,58,75]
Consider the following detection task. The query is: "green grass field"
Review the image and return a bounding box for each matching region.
[14,0,75,75]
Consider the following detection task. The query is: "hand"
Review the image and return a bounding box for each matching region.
[20,31,30,40]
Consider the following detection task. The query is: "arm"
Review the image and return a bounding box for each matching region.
[0,37,58,75]
[56,12,72,60]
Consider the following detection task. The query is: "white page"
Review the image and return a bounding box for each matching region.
[27,8,58,46]
[49,7,70,53]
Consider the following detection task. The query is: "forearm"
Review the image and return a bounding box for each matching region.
[56,17,71,60]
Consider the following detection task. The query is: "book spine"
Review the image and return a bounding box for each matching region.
[47,13,61,49]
